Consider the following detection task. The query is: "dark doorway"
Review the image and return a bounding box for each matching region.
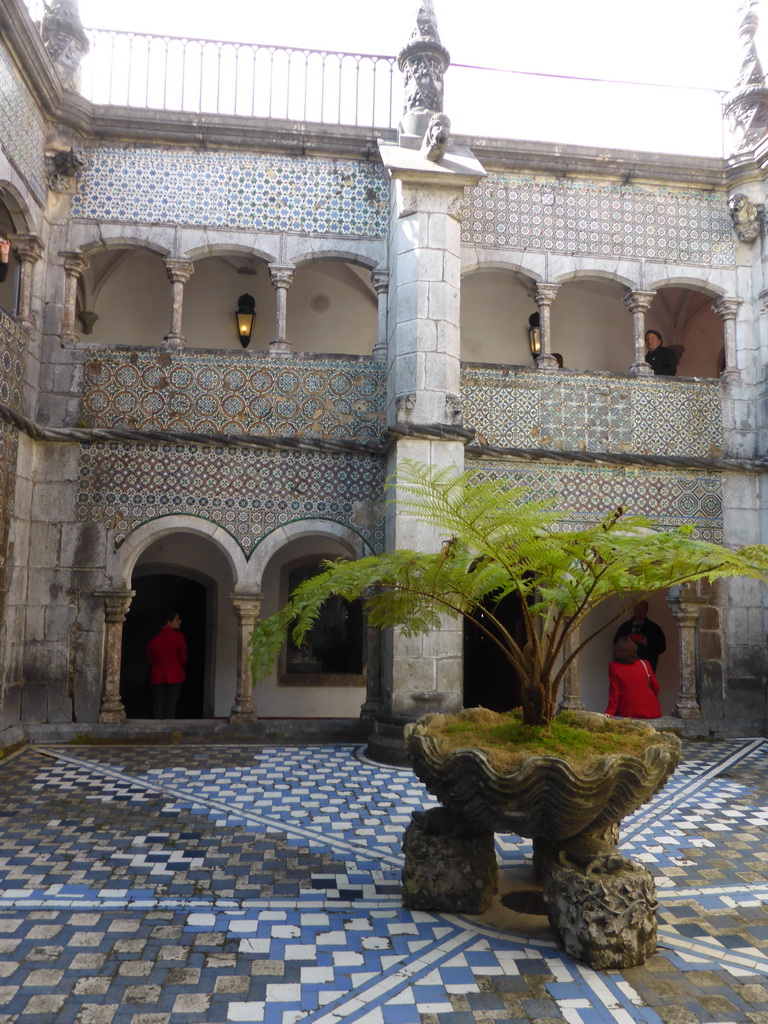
[463,593,525,712]
[121,573,210,719]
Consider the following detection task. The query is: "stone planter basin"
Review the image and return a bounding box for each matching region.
[405,709,682,841]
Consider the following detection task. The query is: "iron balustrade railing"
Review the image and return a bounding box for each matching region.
[78,29,398,129]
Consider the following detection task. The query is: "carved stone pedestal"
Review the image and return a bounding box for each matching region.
[401,808,497,914]
[537,832,657,969]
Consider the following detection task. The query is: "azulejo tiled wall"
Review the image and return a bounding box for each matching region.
[470,459,723,543]
[71,148,389,236]
[0,310,25,414]
[76,443,385,555]
[81,352,386,441]
[462,174,735,266]
[0,47,46,202]
[462,366,723,460]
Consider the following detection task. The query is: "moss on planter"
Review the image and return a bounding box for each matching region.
[417,707,673,775]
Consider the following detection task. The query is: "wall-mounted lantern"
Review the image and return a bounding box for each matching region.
[528,312,541,359]
[235,293,256,348]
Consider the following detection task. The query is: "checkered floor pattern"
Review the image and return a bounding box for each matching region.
[0,738,766,1023]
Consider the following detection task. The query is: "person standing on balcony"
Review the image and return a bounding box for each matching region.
[0,238,10,282]
[147,610,187,719]
[612,600,666,671]
[644,330,677,375]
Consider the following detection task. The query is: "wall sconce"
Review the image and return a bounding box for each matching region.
[528,312,541,359]
[235,293,256,348]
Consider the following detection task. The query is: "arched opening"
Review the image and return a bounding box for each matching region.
[80,247,170,346]
[460,269,535,366]
[647,286,724,378]
[550,278,632,373]
[120,572,211,719]
[258,530,367,717]
[118,528,238,718]
[0,197,19,316]
[183,253,274,351]
[289,258,377,356]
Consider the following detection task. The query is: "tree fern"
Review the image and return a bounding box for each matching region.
[250,460,768,726]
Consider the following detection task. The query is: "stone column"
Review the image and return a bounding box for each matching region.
[372,137,486,764]
[713,297,740,380]
[59,251,88,344]
[230,593,261,723]
[96,590,134,723]
[624,289,656,376]
[371,269,389,363]
[530,283,560,370]
[667,585,704,719]
[163,258,194,350]
[9,234,43,326]
[558,628,584,711]
[268,263,295,357]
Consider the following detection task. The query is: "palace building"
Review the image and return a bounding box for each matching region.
[1,0,767,760]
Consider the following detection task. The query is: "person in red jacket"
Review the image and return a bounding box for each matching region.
[147,610,187,719]
[605,637,662,719]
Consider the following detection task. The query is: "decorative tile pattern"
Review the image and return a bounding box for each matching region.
[462,365,723,459]
[0,47,46,201]
[468,459,723,542]
[81,351,386,440]
[71,148,390,235]
[75,442,386,554]
[462,173,735,266]
[0,738,768,1023]
[0,310,24,414]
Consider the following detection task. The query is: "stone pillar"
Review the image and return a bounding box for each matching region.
[713,297,740,380]
[97,590,134,723]
[667,585,704,719]
[163,258,194,350]
[10,235,43,326]
[230,593,261,723]
[530,283,560,370]
[372,136,486,764]
[60,251,88,344]
[371,269,389,363]
[624,289,656,376]
[558,628,584,711]
[268,263,295,357]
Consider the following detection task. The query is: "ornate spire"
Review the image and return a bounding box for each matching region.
[724,0,768,153]
[398,1,450,118]
[41,0,90,89]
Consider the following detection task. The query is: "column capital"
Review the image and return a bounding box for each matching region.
[96,589,135,622]
[60,251,89,276]
[623,289,656,314]
[268,263,295,289]
[371,269,390,294]
[530,282,559,306]
[163,258,194,284]
[231,592,263,624]
[10,234,44,263]
[712,296,740,321]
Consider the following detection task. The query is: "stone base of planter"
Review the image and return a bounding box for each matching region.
[401,808,498,914]
[536,832,657,969]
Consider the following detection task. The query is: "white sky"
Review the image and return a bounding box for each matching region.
[72,0,757,156]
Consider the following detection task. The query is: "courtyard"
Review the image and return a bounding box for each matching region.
[0,738,766,1023]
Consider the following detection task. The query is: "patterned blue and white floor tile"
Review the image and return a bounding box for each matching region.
[0,738,766,1023]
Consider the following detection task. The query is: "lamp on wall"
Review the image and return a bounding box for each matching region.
[235,293,256,348]
[528,312,541,359]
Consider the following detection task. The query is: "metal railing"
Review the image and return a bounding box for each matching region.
[79,29,398,129]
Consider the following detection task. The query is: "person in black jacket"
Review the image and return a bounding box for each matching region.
[0,238,9,283]
[613,600,667,672]
[644,330,677,376]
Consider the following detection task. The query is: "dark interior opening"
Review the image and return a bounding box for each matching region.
[120,573,209,719]
[463,592,525,712]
